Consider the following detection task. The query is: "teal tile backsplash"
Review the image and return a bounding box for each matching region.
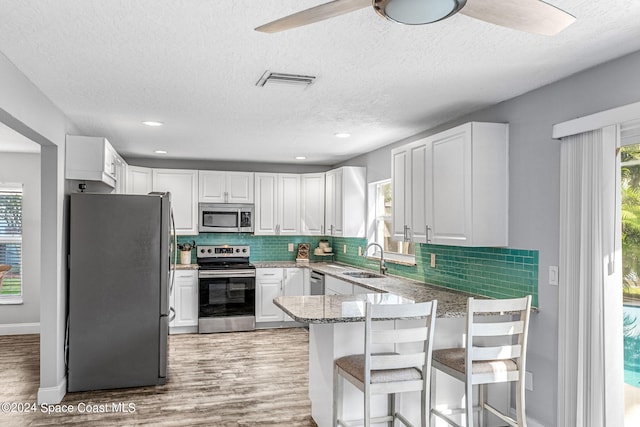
[179,234,539,307]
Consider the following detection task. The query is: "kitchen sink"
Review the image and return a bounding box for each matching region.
[343,271,384,279]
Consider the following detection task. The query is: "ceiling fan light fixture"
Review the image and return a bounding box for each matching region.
[374,0,467,25]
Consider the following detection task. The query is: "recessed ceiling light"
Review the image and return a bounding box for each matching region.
[154,150,168,154]
[143,121,164,127]
[295,156,307,160]
[334,132,351,138]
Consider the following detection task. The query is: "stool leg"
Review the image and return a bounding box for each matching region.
[430,367,436,426]
[465,380,474,427]
[333,366,342,427]
[478,384,486,427]
[389,393,395,426]
[516,379,527,427]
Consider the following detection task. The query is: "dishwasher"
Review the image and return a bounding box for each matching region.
[309,271,325,295]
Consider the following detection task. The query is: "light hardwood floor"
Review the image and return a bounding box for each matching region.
[0,328,316,426]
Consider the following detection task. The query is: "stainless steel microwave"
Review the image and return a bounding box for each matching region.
[198,203,254,233]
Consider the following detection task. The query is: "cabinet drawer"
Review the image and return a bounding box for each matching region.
[257,268,284,280]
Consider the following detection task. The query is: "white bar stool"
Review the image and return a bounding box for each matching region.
[430,295,532,427]
[333,300,438,427]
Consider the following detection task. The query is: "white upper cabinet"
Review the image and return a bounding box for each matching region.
[392,122,508,247]
[254,173,300,235]
[301,173,326,235]
[325,166,366,237]
[198,171,254,203]
[65,135,119,188]
[430,122,508,247]
[127,165,153,195]
[152,169,199,235]
[391,140,432,243]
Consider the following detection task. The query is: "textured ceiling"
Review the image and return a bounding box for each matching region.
[0,1,639,164]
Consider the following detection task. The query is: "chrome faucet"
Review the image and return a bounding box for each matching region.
[364,242,387,275]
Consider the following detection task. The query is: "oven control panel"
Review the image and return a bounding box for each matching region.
[197,245,250,259]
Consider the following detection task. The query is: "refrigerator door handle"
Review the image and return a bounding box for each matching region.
[170,209,177,294]
[169,307,176,322]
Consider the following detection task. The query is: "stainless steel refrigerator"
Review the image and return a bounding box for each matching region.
[67,192,173,392]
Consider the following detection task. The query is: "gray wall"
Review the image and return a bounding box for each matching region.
[0,153,41,327]
[340,50,640,426]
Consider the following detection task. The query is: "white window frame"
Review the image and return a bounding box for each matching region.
[367,179,415,265]
[0,183,23,304]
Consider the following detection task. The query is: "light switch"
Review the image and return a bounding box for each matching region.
[549,266,558,286]
[430,253,436,268]
[288,243,294,252]
[358,247,362,256]
[343,244,347,253]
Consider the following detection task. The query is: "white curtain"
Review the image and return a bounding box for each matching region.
[558,125,624,426]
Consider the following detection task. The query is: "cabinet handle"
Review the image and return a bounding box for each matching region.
[224,191,229,203]
[426,225,432,243]
[330,224,334,235]
[276,224,280,235]
[321,224,324,235]
[407,225,412,242]
[403,225,408,242]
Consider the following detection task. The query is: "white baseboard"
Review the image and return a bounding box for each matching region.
[509,407,545,427]
[0,322,40,335]
[37,377,67,405]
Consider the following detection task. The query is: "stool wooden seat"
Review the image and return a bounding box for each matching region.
[430,295,532,427]
[333,300,438,427]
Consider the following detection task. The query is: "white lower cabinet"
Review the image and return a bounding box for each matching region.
[256,268,305,324]
[256,268,284,323]
[169,270,198,334]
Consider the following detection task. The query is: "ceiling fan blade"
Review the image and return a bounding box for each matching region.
[255,0,371,33]
[460,0,576,36]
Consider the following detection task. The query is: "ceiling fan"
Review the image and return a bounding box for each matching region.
[255,0,576,36]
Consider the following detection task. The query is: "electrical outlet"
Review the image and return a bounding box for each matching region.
[358,247,362,256]
[288,243,294,252]
[549,266,558,286]
[525,371,533,391]
[430,253,436,268]
[343,244,347,253]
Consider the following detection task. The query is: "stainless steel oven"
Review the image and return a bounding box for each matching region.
[197,245,255,333]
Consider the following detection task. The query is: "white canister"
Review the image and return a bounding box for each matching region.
[180,250,192,265]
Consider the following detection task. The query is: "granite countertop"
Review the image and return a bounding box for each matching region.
[173,263,199,270]
[267,261,480,322]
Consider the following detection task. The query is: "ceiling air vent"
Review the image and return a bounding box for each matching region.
[256,70,316,87]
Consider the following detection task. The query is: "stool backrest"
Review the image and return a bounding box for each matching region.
[364,301,437,385]
[465,295,532,384]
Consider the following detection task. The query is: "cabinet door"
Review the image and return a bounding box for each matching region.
[333,169,344,236]
[254,173,278,235]
[325,171,336,236]
[409,141,433,244]
[226,172,254,203]
[391,147,409,241]
[324,169,343,236]
[301,173,325,235]
[431,125,472,245]
[198,171,227,203]
[283,268,304,322]
[114,155,127,194]
[278,174,301,235]
[153,169,199,235]
[256,280,284,322]
[173,271,198,328]
[127,166,153,195]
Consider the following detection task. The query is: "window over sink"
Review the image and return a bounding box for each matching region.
[369,180,415,264]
